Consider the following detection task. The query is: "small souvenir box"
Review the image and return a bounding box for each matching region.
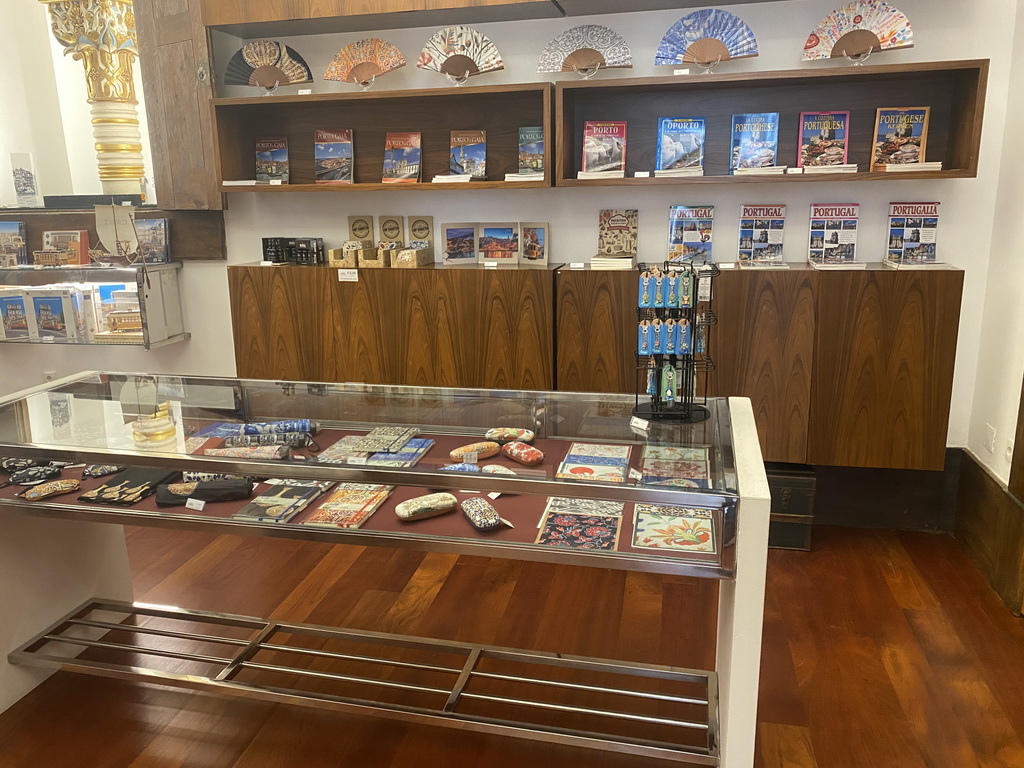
[343,240,373,251]
[327,248,357,268]
[389,248,433,268]
[359,249,389,268]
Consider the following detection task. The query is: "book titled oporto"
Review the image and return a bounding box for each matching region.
[730,113,779,171]
[657,117,705,170]
[382,132,421,183]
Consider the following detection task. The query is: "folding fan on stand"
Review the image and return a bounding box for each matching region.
[803,1,913,63]
[537,25,632,78]
[225,40,313,94]
[323,38,406,90]
[417,26,503,85]
[655,9,758,73]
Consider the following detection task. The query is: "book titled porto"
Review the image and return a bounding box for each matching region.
[667,206,714,263]
[808,204,861,268]
[738,205,786,267]
[582,121,627,173]
[871,107,930,170]
[798,111,849,167]
[314,129,354,184]
[886,202,940,266]
[382,132,422,183]
[730,113,779,171]
[254,137,289,183]
[657,117,705,170]
[450,130,486,179]
[518,126,544,173]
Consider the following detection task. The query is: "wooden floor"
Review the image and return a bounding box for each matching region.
[2,526,1024,767]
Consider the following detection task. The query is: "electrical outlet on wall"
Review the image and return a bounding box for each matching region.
[985,424,997,453]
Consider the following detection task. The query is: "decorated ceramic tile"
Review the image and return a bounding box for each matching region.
[537,511,620,550]
[632,504,716,553]
[641,460,710,479]
[556,462,627,483]
[537,24,632,73]
[644,477,710,489]
[317,435,371,465]
[803,1,913,60]
[545,496,624,518]
[225,40,313,88]
[655,9,758,66]
[562,453,628,467]
[323,38,406,84]
[642,445,710,462]
[417,26,503,78]
[566,442,632,460]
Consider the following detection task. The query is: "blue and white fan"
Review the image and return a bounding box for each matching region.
[655,9,759,67]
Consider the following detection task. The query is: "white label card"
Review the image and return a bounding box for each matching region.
[488,492,502,500]
[673,68,691,76]
[483,261,498,268]
[185,498,206,511]
[628,468,643,481]
[634,171,651,178]
[346,456,368,465]
[338,269,359,282]
[629,416,651,432]
[269,179,283,185]
[570,262,585,270]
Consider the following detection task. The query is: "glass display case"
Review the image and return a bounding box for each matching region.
[0,372,770,767]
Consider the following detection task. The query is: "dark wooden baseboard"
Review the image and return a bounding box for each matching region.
[955,450,1024,615]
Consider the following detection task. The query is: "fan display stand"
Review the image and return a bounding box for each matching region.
[634,261,719,423]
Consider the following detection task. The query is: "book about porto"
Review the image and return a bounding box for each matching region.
[798,111,849,167]
[518,127,544,173]
[657,118,705,170]
[886,202,939,264]
[730,113,779,171]
[450,130,486,179]
[255,137,289,183]
[872,107,930,170]
[382,132,422,183]
[808,204,859,265]
[667,206,714,263]
[582,121,627,173]
[314,130,354,184]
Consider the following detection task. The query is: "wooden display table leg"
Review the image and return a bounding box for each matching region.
[0,515,133,713]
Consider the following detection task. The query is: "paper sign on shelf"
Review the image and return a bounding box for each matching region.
[338,269,358,282]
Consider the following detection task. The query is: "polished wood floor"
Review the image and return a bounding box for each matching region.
[2,526,1024,767]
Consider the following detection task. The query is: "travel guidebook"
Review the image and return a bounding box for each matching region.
[382,131,422,183]
[871,107,930,170]
[255,137,289,183]
[581,121,627,173]
[518,126,544,173]
[885,202,941,267]
[737,204,786,267]
[314,129,354,184]
[450,130,486,179]
[807,204,863,269]
[797,111,849,168]
[657,117,705,170]
[667,205,714,263]
[730,112,779,172]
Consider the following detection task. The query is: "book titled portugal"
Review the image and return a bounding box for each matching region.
[807,203,863,269]
[382,132,422,183]
[884,202,942,268]
[255,137,289,183]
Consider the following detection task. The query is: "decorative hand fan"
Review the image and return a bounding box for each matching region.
[803,1,913,61]
[417,26,503,83]
[323,38,406,88]
[537,25,632,76]
[225,40,313,92]
[655,9,758,68]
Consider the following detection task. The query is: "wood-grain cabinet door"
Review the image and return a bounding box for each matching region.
[134,0,222,210]
[809,269,964,470]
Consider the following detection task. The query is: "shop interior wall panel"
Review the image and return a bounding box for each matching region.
[809,268,964,470]
[708,268,816,465]
[1009,371,1024,503]
[555,269,636,394]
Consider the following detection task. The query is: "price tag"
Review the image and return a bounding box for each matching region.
[185,498,206,511]
[260,260,275,266]
[338,269,358,282]
[41,336,54,343]
[698,280,712,303]
[269,179,283,185]
[629,416,651,432]
[297,88,312,95]
[673,68,691,76]
[628,468,643,481]
[488,492,502,500]
[346,456,368,465]
[463,451,479,464]
[483,261,498,268]
[634,171,651,178]
[569,262,585,270]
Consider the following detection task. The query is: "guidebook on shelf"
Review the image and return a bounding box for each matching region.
[884,202,943,268]
[667,206,713,263]
[797,111,850,168]
[871,107,931,171]
[807,204,864,269]
[449,129,486,179]
[737,205,787,268]
[314,129,354,184]
[730,113,780,172]
[382,132,421,183]
[657,117,705,174]
[518,126,544,173]
[255,137,289,184]
[597,209,638,255]
[581,121,627,176]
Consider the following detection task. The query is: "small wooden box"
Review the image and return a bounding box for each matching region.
[390,248,434,268]
[327,248,357,268]
[358,248,389,268]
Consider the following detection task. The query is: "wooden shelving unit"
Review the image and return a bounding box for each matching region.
[555,59,988,186]
[212,83,552,191]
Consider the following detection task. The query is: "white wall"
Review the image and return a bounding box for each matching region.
[2,0,1023,484]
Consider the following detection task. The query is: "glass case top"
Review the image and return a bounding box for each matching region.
[0,372,737,498]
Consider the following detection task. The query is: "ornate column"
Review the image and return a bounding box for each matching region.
[40,0,145,195]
